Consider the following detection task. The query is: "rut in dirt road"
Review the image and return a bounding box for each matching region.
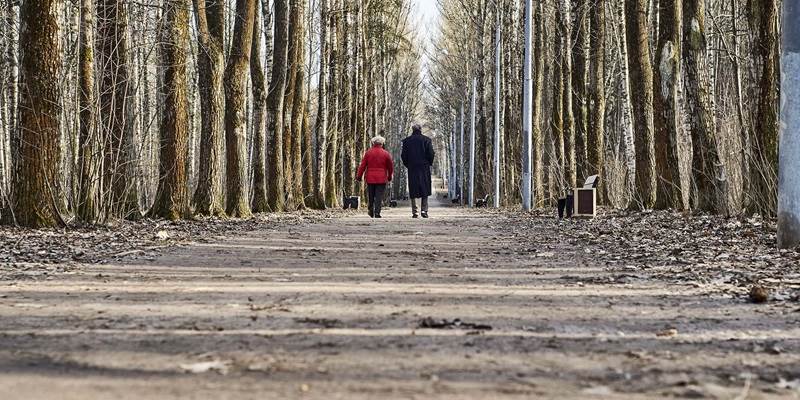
[1,198,799,399]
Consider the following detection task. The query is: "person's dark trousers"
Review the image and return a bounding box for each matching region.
[411,197,428,216]
[367,184,387,217]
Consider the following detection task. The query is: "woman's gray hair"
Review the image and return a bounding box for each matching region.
[371,136,386,145]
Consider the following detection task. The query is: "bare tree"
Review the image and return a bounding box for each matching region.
[77,0,100,223]
[626,0,657,209]
[150,0,191,220]
[653,0,683,210]
[250,3,269,212]
[749,0,779,215]
[12,0,63,227]
[266,0,289,211]
[98,0,139,219]
[192,0,226,216]
[588,0,606,203]
[684,0,726,213]
[224,0,257,217]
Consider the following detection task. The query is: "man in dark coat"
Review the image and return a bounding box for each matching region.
[401,124,435,218]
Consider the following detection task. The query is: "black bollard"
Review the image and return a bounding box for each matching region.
[557,198,567,219]
[565,194,574,218]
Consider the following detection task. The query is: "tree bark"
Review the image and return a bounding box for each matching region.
[77,0,99,223]
[266,0,290,211]
[684,0,726,213]
[224,0,256,217]
[572,0,590,181]
[282,0,298,209]
[150,0,191,220]
[749,0,779,215]
[588,0,606,204]
[191,0,226,216]
[653,0,683,210]
[324,0,340,207]
[311,0,329,209]
[561,0,576,189]
[532,0,545,207]
[250,4,269,212]
[11,0,62,227]
[289,0,307,209]
[625,0,657,209]
[98,0,139,219]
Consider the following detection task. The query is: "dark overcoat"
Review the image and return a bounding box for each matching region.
[401,131,435,198]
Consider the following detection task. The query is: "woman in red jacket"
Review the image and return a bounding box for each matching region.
[356,136,394,218]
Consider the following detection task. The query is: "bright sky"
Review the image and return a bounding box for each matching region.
[411,0,440,53]
[411,0,440,103]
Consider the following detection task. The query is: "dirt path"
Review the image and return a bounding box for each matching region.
[1,193,799,399]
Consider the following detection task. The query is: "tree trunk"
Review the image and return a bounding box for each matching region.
[561,0,576,189]
[749,0,779,215]
[224,0,256,217]
[250,4,269,212]
[653,0,683,210]
[625,0,657,209]
[1,1,18,201]
[553,7,565,192]
[684,0,726,213]
[77,0,99,223]
[572,0,590,181]
[150,0,191,220]
[11,0,62,227]
[532,0,545,207]
[311,0,328,209]
[289,0,307,209]
[587,0,606,204]
[98,0,139,219]
[340,2,354,202]
[191,0,226,216]
[282,0,298,210]
[324,0,340,207]
[616,0,636,192]
[266,0,289,211]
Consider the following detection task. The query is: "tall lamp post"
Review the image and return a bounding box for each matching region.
[521,0,533,211]
[779,1,800,248]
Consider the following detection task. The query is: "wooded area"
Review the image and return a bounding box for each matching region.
[0,0,422,227]
[430,0,782,216]
[0,0,786,228]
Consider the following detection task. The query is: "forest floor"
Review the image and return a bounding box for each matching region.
[2,187,800,399]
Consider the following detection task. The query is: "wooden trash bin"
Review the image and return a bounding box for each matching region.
[573,175,599,218]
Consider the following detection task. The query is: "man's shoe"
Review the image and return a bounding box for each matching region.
[368,211,374,218]
[421,212,429,219]
[375,214,382,218]
[412,213,419,218]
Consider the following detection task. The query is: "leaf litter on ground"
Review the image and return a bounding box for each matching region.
[0,210,342,281]
[491,208,800,300]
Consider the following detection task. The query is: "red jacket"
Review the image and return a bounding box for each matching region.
[357,145,394,184]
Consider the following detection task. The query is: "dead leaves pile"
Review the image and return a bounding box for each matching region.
[0,210,339,280]
[504,209,800,296]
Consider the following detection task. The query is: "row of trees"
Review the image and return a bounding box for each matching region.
[429,0,781,216]
[0,0,423,227]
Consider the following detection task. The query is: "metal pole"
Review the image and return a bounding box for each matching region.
[494,21,502,209]
[451,118,457,200]
[469,78,477,208]
[779,1,800,248]
[522,0,533,211]
[459,103,465,205]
